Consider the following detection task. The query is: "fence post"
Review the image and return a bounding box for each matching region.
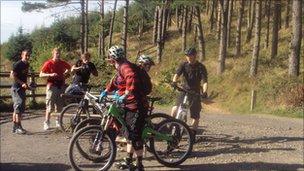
[29,71,37,105]
[250,90,257,111]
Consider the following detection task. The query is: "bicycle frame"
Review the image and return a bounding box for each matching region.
[100,103,173,142]
[176,94,189,123]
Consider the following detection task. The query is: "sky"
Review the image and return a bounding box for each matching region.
[1,0,125,44]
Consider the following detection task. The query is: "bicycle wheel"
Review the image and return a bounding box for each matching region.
[144,113,173,153]
[74,117,101,134]
[151,118,194,167]
[68,125,116,171]
[59,103,89,134]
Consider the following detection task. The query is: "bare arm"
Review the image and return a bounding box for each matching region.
[71,65,83,74]
[172,74,180,83]
[39,71,57,78]
[10,71,28,89]
[202,82,208,93]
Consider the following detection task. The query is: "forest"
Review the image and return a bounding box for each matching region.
[1,0,303,117]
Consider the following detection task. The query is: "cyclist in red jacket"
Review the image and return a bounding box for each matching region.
[100,46,149,171]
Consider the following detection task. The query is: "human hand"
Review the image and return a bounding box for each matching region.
[49,73,58,77]
[171,82,178,88]
[21,83,28,89]
[99,90,107,102]
[201,92,208,98]
[116,94,126,104]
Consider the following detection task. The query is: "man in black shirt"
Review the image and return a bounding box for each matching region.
[65,52,98,94]
[171,47,208,139]
[10,50,31,134]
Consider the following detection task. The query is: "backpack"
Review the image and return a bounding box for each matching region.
[119,62,152,95]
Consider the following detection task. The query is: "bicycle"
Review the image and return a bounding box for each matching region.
[171,84,207,125]
[59,85,107,134]
[68,98,194,171]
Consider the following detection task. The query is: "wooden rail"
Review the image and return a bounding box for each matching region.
[0,71,46,102]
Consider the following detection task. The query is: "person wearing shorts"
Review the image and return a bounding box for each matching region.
[171,47,208,140]
[99,46,149,171]
[40,48,71,130]
[10,50,31,134]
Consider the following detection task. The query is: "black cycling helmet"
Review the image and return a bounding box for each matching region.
[184,47,197,56]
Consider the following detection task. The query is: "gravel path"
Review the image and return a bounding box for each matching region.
[1,110,303,171]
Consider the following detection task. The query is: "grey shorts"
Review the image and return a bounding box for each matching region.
[46,86,66,113]
[11,87,26,114]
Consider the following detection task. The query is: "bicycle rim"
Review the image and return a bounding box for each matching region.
[152,119,193,167]
[68,125,116,171]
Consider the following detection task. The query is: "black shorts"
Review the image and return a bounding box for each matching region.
[175,92,201,119]
[11,87,26,114]
[123,108,148,142]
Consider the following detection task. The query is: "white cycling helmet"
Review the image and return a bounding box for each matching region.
[108,45,125,60]
[137,55,155,65]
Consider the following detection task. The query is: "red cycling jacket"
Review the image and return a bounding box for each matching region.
[106,61,148,111]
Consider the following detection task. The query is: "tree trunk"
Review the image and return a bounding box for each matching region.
[217,4,222,41]
[265,0,271,48]
[121,0,129,57]
[288,0,302,76]
[153,7,159,44]
[84,0,89,53]
[179,6,184,33]
[247,0,252,28]
[217,0,229,75]
[167,8,172,28]
[195,6,206,61]
[162,2,168,41]
[80,0,85,53]
[278,0,282,29]
[206,0,210,15]
[157,6,163,63]
[227,0,234,47]
[187,6,194,32]
[271,0,280,60]
[210,0,217,31]
[285,0,291,29]
[250,0,262,77]
[176,6,180,29]
[98,0,105,60]
[235,0,245,57]
[108,0,117,48]
[246,0,255,42]
[182,6,188,51]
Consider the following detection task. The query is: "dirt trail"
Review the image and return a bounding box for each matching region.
[0,109,303,171]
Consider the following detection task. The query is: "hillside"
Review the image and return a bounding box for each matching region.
[1,1,303,117]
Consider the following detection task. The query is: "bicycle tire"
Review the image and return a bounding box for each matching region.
[73,118,101,134]
[144,113,173,153]
[68,125,117,171]
[151,118,194,167]
[59,103,89,134]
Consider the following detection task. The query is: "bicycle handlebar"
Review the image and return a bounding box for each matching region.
[170,83,207,99]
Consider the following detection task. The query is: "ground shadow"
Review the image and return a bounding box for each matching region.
[171,162,304,171]
[0,162,71,171]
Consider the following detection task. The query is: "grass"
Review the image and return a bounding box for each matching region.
[1,10,303,118]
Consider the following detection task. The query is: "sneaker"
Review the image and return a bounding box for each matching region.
[15,127,26,134]
[44,121,50,130]
[134,164,144,171]
[115,158,134,170]
[55,120,60,128]
[12,126,17,133]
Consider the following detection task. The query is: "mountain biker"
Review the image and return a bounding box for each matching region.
[10,50,31,134]
[171,47,208,141]
[113,54,155,169]
[65,52,98,95]
[137,54,155,72]
[40,48,71,130]
[99,46,149,171]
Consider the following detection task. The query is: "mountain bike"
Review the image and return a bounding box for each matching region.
[171,84,206,125]
[68,99,194,171]
[59,85,107,134]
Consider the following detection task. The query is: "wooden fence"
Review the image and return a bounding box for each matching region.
[0,72,46,103]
